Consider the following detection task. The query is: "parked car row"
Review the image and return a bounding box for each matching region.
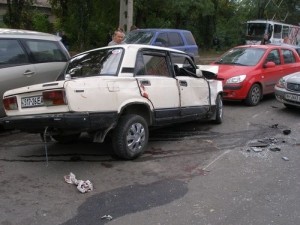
[1,27,299,160]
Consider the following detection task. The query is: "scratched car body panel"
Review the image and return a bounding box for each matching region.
[1,44,223,160]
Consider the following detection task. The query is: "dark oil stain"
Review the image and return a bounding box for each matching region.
[61,179,187,225]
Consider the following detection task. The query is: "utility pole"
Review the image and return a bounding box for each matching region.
[119,0,133,32]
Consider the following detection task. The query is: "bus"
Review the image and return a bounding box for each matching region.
[245,20,300,45]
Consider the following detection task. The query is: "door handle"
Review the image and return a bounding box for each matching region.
[179,80,187,87]
[23,70,35,76]
[140,80,151,86]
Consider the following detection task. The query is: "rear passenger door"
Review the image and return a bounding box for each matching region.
[23,39,69,83]
[155,32,185,52]
[134,49,181,123]
[167,32,185,52]
[281,48,300,75]
[0,39,36,98]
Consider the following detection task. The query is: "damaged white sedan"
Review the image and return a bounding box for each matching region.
[1,44,223,160]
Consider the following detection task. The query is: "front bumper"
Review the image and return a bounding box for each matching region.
[222,84,246,100]
[0,111,118,133]
[275,87,300,107]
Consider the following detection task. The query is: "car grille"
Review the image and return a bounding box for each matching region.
[287,82,300,92]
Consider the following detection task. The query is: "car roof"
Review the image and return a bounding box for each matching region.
[0,28,61,41]
[234,44,298,50]
[72,44,188,61]
[266,43,300,49]
[83,44,186,54]
[129,28,191,33]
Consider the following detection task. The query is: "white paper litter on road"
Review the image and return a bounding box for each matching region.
[101,215,113,220]
[64,172,93,193]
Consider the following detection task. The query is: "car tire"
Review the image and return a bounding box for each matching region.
[112,114,148,160]
[51,133,81,144]
[245,84,262,106]
[214,94,223,124]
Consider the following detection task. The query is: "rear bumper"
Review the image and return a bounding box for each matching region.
[0,112,118,133]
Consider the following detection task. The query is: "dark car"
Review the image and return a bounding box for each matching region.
[124,28,200,63]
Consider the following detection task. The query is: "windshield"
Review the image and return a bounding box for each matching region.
[246,22,273,41]
[215,47,265,66]
[124,31,154,44]
[65,48,123,78]
[247,23,267,36]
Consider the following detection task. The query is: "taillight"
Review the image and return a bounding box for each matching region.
[43,90,67,106]
[3,96,18,110]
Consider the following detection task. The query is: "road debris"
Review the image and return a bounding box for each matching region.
[64,172,93,193]
[101,215,113,220]
[269,147,281,152]
[283,129,291,135]
[251,147,263,152]
[246,137,282,153]
[248,142,269,147]
[270,123,278,128]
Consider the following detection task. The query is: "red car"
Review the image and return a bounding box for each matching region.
[212,44,300,105]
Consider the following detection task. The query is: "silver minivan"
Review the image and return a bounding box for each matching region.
[0,28,70,118]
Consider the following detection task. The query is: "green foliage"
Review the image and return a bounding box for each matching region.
[3,0,33,29]
[31,11,52,33]
[3,0,300,52]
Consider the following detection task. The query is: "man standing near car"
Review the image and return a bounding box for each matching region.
[108,28,125,46]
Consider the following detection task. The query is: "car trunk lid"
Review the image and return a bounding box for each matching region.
[3,81,69,116]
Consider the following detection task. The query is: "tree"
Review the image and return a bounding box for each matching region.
[4,0,33,29]
[49,0,119,51]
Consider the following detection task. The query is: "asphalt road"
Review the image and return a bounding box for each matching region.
[0,96,299,225]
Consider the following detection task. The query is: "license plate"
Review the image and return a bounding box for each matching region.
[285,93,300,102]
[21,96,43,108]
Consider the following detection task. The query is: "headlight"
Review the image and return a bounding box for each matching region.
[276,78,286,88]
[226,75,246,84]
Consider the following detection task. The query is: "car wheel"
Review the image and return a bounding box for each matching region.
[214,94,223,124]
[112,114,148,160]
[245,84,262,106]
[51,133,81,144]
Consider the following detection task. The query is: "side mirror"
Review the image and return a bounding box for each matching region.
[264,61,276,68]
[196,68,203,77]
[197,65,219,79]
[65,74,71,80]
[202,71,218,80]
